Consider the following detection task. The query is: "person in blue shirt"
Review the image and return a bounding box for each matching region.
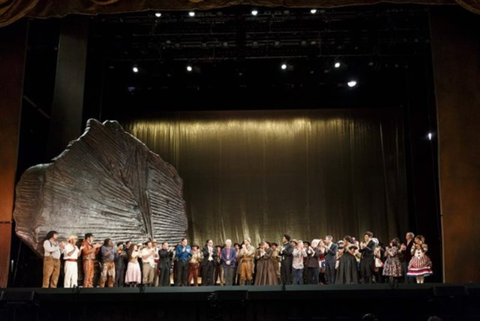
[175,238,192,286]
[100,238,116,287]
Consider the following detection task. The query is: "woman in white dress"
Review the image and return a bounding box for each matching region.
[125,244,142,286]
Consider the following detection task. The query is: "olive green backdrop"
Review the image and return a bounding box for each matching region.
[124,108,408,246]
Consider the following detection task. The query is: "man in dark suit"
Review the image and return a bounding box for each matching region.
[279,234,294,285]
[400,232,415,283]
[359,231,376,284]
[323,235,338,284]
[158,242,174,286]
[201,239,217,286]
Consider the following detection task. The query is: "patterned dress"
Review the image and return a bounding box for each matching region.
[407,244,432,277]
[383,246,402,277]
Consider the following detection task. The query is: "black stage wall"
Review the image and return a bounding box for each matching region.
[430,7,480,283]
[124,108,409,247]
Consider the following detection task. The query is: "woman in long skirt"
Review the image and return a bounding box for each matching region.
[336,236,359,285]
[125,244,142,286]
[254,242,278,286]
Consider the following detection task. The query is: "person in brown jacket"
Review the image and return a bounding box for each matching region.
[238,238,255,285]
[82,233,102,288]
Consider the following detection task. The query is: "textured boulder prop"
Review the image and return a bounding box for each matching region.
[14,119,187,257]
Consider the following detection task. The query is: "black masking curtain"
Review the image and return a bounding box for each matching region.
[123,108,408,246]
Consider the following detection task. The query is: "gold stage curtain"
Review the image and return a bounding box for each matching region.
[4,0,480,28]
[123,109,408,246]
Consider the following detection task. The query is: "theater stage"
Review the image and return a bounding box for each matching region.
[1,283,479,321]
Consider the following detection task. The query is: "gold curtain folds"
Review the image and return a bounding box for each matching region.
[3,0,480,28]
[123,109,408,246]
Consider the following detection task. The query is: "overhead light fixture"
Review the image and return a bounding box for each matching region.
[186,65,193,72]
[334,62,341,68]
[428,132,434,140]
[132,65,139,73]
[310,9,317,14]
[251,10,258,16]
[155,12,162,18]
[281,63,287,70]
[189,11,195,17]
[347,80,357,88]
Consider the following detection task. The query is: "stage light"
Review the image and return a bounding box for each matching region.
[310,9,317,14]
[132,65,139,73]
[251,10,258,16]
[155,12,162,18]
[428,132,433,140]
[347,80,357,88]
[186,65,193,72]
[189,11,195,17]
[281,63,287,70]
[334,62,341,68]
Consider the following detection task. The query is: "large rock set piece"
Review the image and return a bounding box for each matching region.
[14,119,187,256]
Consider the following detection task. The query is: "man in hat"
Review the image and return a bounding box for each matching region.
[42,231,65,288]
[279,234,294,285]
[270,242,281,282]
[63,235,82,288]
[82,233,102,288]
[238,237,255,285]
[188,244,202,286]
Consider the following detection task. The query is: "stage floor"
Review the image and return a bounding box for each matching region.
[1,283,479,321]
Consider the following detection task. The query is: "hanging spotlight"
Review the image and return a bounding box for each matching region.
[334,62,341,68]
[428,132,434,140]
[310,9,317,14]
[281,63,287,70]
[347,80,357,88]
[189,11,195,17]
[186,65,193,72]
[251,10,258,16]
[132,65,139,73]
[155,12,162,18]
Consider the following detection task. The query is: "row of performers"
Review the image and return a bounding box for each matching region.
[41,231,432,288]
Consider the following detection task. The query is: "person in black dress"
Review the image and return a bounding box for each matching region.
[336,236,359,285]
